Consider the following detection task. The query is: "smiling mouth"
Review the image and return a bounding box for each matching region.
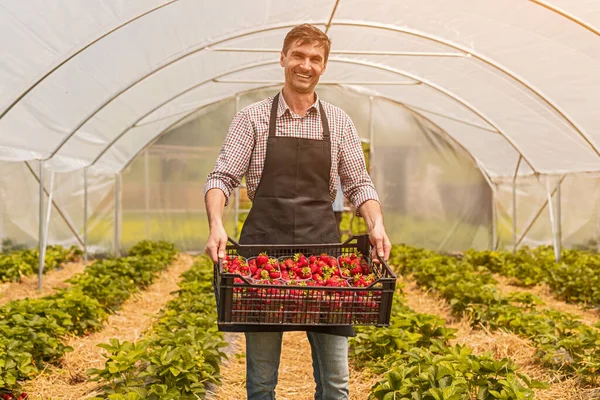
[295,72,311,79]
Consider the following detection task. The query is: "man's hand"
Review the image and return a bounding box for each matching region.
[357,199,391,262]
[205,223,228,263]
[369,222,391,262]
[204,188,228,263]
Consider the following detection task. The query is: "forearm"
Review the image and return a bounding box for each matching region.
[205,188,226,229]
[358,199,384,230]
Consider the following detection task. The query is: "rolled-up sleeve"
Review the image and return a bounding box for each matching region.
[338,117,379,212]
[204,110,254,205]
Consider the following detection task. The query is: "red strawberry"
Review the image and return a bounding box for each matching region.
[309,255,317,263]
[299,267,312,279]
[257,253,269,267]
[294,253,308,268]
[269,271,281,279]
[350,265,363,276]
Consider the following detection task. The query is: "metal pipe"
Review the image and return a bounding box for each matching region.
[212,47,467,57]
[401,103,497,133]
[121,84,498,193]
[37,161,45,291]
[546,176,559,261]
[113,174,121,257]
[512,156,522,253]
[144,149,150,239]
[24,161,85,247]
[31,20,597,167]
[492,191,498,250]
[556,177,562,259]
[477,162,498,250]
[214,78,421,86]
[516,175,567,246]
[333,20,600,160]
[529,0,600,37]
[83,167,88,263]
[39,171,56,288]
[92,57,538,174]
[325,0,341,34]
[0,1,179,119]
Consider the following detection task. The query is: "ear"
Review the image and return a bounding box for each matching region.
[321,62,327,75]
[280,51,285,67]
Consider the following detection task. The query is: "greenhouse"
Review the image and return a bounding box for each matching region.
[1,1,600,399]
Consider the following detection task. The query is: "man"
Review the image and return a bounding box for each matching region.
[204,24,391,400]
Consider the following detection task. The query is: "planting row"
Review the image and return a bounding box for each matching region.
[392,245,600,385]
[349,293,546,399]
[0,240,176,397]
[0,245,82,283]
[463,246,600,308]
[88,255,227,400]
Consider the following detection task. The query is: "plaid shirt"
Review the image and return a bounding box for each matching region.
[204,90,379,211]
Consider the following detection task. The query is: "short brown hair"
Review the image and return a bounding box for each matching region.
[282,24,332,63]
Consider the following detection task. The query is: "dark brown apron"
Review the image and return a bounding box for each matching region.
[239,93,354,337]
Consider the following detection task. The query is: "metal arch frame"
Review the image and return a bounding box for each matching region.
[120,84,284,172]
[41,21,327,160]
[332,20,600,159]
[529,0,600,37]
[0,0,179,119]
[118,84,499,250]
[91,57,539,175]
[26,19,597,166]
[120,83,495,187]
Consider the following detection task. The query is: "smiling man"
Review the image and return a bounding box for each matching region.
[204,24,391,400]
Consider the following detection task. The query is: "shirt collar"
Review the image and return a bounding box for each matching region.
[277,89,320,118]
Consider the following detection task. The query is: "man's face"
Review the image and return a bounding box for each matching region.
[280,40,327,94]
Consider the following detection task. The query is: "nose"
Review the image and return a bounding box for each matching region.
[300,57,311,70]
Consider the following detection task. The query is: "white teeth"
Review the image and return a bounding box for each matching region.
[296,73,310,78]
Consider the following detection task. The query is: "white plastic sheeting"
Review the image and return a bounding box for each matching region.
[1,0,600,251]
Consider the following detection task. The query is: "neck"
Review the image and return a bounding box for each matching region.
[281,85,316,116]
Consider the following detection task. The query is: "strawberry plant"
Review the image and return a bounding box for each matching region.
[391,244,600,385]
[89,255,227,400]
[0,240,176,394]
[0,245,82,283]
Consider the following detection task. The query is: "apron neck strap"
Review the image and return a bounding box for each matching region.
[269,93,331,140]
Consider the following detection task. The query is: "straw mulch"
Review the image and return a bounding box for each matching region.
[0,261,88,306]
[21,253,195,400]
[209,331,380,400]
[400,276,598,400]
[493,274,600,326]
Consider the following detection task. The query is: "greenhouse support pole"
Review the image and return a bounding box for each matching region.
[491,191,498,251]
[40,172,56,287]
[556,178,562,260]
[144,149,150,239]
[512,157,522,253]
[114,173,121,257]
[546,176,560,262]
[83,167,88,263]
[37,161,45,291]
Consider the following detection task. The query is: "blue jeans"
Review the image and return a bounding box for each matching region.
[245,331,350,400]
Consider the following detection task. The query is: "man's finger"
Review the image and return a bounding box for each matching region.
[384,239,391,261]
[218,236,227,260]
[208,248,218,264]
[376,237,384,258]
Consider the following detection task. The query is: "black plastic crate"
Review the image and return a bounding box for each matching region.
[213,235,397,330]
